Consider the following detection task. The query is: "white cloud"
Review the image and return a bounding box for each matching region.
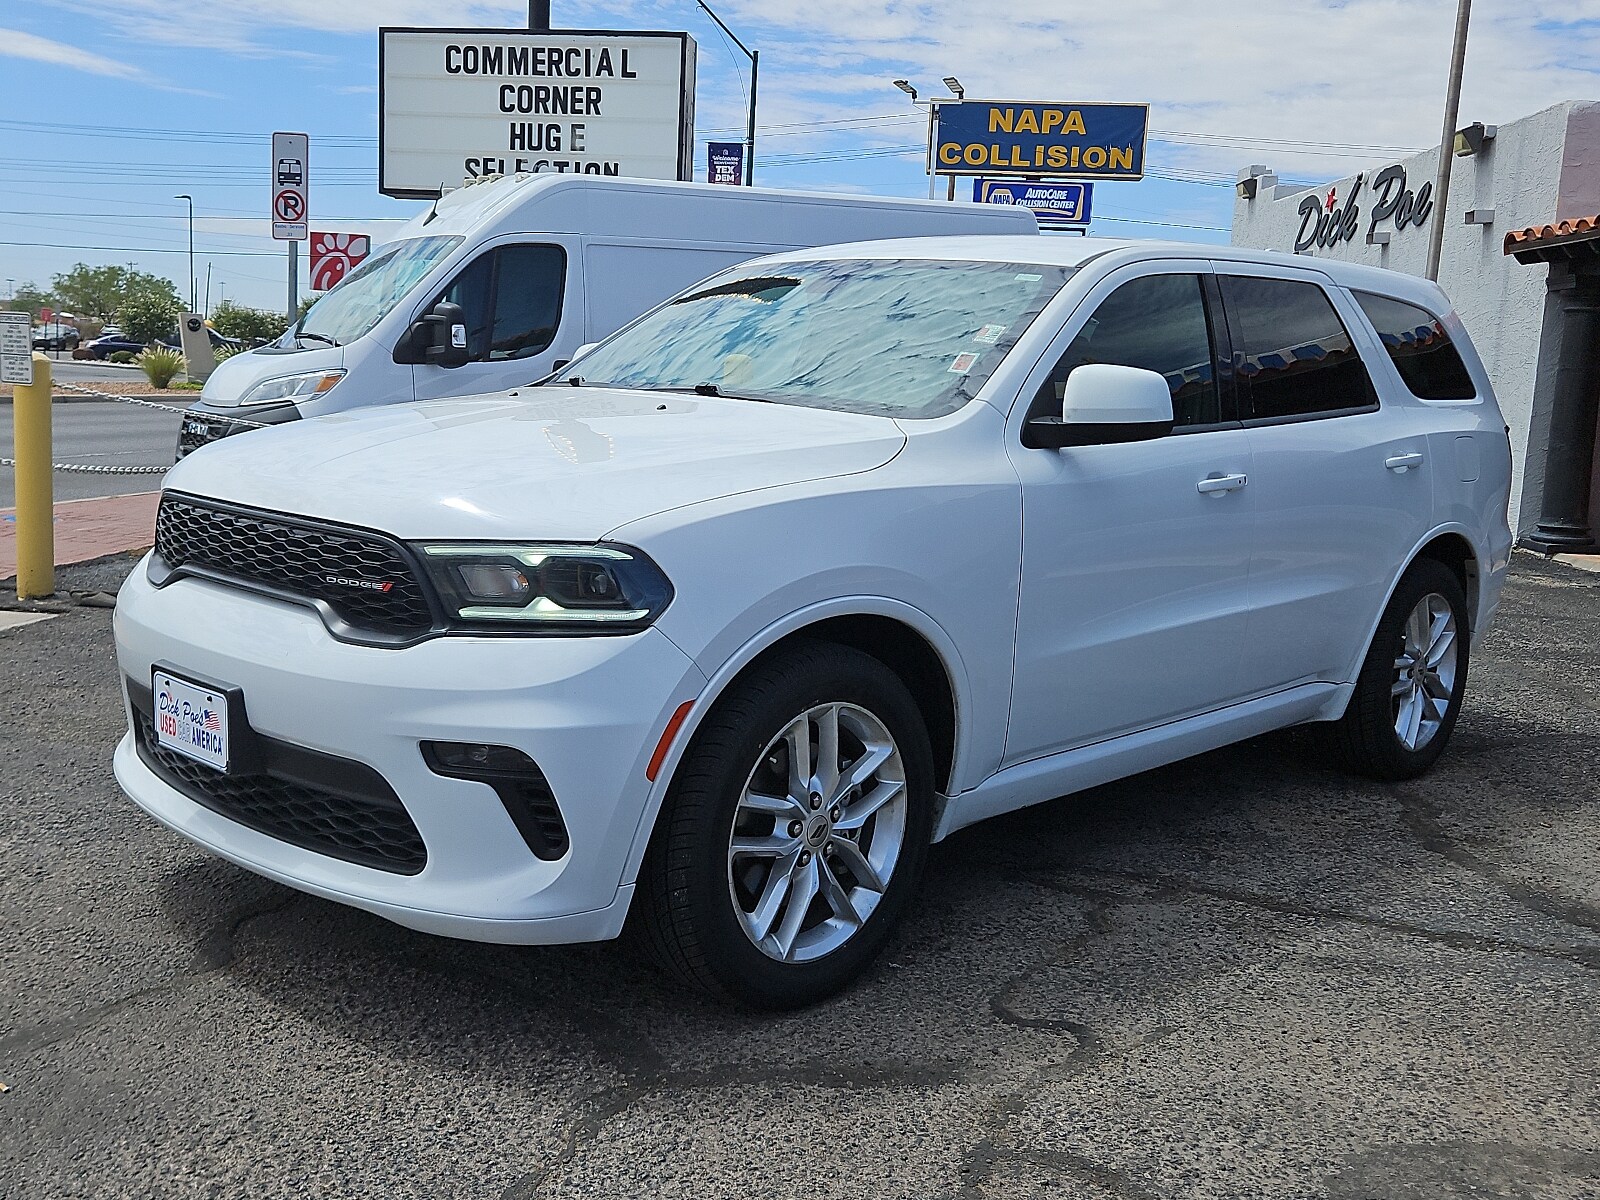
[0,27,161,83]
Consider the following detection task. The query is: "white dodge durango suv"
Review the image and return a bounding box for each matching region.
[113,237,1513,1007]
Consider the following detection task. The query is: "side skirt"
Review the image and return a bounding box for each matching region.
[933,682,1348,841]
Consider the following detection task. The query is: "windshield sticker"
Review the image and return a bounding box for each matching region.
[974,324,1006,344]
[1015,273,1043,282]
[948,352,979,374]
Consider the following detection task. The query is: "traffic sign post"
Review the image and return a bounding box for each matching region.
[1,310,33,386]
[271,132,309,320]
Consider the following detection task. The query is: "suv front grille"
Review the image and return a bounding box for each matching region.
[154,494,434,638]
[130,700,427,875]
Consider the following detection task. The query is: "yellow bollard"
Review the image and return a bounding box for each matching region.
[13,352,53,599]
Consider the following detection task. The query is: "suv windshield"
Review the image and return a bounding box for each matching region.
[553,258,1075,419]
[288,235,463,347]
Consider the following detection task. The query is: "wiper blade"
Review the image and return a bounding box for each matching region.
[693,382,720,396]
[296,331,339,348]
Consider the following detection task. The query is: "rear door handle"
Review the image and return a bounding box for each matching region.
[1197,473,1248,496]
[1385,452,1425,473]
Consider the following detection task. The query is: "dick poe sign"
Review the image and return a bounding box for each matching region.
[933,101,1147,180]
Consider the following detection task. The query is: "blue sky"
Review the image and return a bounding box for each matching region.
[2,0,1594,312]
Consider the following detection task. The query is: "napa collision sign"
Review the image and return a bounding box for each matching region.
[933,101,1148,180]
[379,28,697,198]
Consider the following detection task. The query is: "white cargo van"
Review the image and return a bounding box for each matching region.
[178,175,1038,456]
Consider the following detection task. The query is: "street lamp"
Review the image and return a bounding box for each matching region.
[697,2,759,186]
[174,194,195,312]
[942,76,965,100]
[894,80,938,199]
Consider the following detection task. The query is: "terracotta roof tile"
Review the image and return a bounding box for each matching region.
[1505,215,1600,260]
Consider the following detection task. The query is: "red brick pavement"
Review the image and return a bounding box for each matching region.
[0,491,160,581]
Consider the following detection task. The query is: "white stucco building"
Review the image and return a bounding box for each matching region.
[1232,100,1600,547]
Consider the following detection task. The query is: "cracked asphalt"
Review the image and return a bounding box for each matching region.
[2,554,1597,1199]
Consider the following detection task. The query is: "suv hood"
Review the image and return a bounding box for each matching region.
[164,388,907,541]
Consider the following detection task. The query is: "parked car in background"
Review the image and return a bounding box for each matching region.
[32,321,79,351]
[112,237,1513,1009]
[84,326,243,361]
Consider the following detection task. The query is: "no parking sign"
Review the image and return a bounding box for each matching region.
[271,131,309,241]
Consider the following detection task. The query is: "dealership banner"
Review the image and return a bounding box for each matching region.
[934,101,1147,180]
[379,28,697,198]
[707,141,744,185]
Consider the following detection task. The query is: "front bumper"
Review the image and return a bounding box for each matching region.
[113,561,705,943]
[176,400,300,460]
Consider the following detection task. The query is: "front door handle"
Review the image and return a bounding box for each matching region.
[1197,473,1248,496]
[1385,452,1425,473]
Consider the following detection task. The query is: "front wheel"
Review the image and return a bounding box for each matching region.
[635,642,935,1009]
[1330,558,1470,780]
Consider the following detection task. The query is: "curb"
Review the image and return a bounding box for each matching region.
[0,393,198,405]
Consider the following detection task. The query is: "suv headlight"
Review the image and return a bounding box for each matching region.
[238,369,345,407]
[416,542,673,630]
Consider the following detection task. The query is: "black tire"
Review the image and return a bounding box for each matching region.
[634,640,936,1009]
[1330,557,1470,780]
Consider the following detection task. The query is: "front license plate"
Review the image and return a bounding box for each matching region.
[153,670,230,771]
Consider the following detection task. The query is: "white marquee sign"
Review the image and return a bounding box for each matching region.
[379,28,697,198]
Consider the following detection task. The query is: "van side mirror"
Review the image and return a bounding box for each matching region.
[397,301,470,368]
[1023,364,1176,449]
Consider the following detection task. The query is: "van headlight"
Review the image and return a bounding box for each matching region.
[238,369,346,407]
[416,542,673,629]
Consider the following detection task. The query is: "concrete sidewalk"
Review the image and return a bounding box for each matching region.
[0,491,160,581]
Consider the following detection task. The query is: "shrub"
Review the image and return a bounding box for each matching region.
[212,343,241,361]
[137,346,185,388]
[119,290,181,346]
[211,300,287,344]
[109,350,136,364]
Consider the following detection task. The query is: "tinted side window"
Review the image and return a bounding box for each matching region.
[489,244,566,360]
[1221,276,1377,420]
[436,254,494,361]
[1032,274,1219,427]
[1353,291,1476,400]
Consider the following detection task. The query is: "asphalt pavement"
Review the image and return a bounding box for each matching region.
[0,401,182,505]
[1,555,1597,1199]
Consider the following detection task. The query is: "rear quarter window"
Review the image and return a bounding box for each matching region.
[1353,291,1477,400]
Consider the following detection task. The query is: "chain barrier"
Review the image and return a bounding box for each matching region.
[1,381,268,475]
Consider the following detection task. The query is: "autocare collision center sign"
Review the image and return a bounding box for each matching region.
[379,28,697,198]
[934,101,1148,180]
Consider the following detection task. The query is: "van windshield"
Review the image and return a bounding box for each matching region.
[552,257,1074,419]
[289,235,463,347]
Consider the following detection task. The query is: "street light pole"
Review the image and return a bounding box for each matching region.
[1426,0,1471,281]
[174,194,195,311]
[529,0,550,30]
[697,2,759,185]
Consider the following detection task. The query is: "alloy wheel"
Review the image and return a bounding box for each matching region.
[1392,591,1459,751]
[727,702,908,963]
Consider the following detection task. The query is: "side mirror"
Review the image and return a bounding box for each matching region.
[397,301,470,368]
[1023,363,1176,449]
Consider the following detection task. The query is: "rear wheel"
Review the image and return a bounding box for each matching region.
[636,642,935,1009]
[1331,558,1469,780]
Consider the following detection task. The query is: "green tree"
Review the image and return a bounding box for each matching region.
[297,293,322,321]
[210,300,288,344]
[118,290,181,346]
[2,281,55,318]
[51,264,180,320]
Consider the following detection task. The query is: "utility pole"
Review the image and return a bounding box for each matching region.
[1426,0,1472,281]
